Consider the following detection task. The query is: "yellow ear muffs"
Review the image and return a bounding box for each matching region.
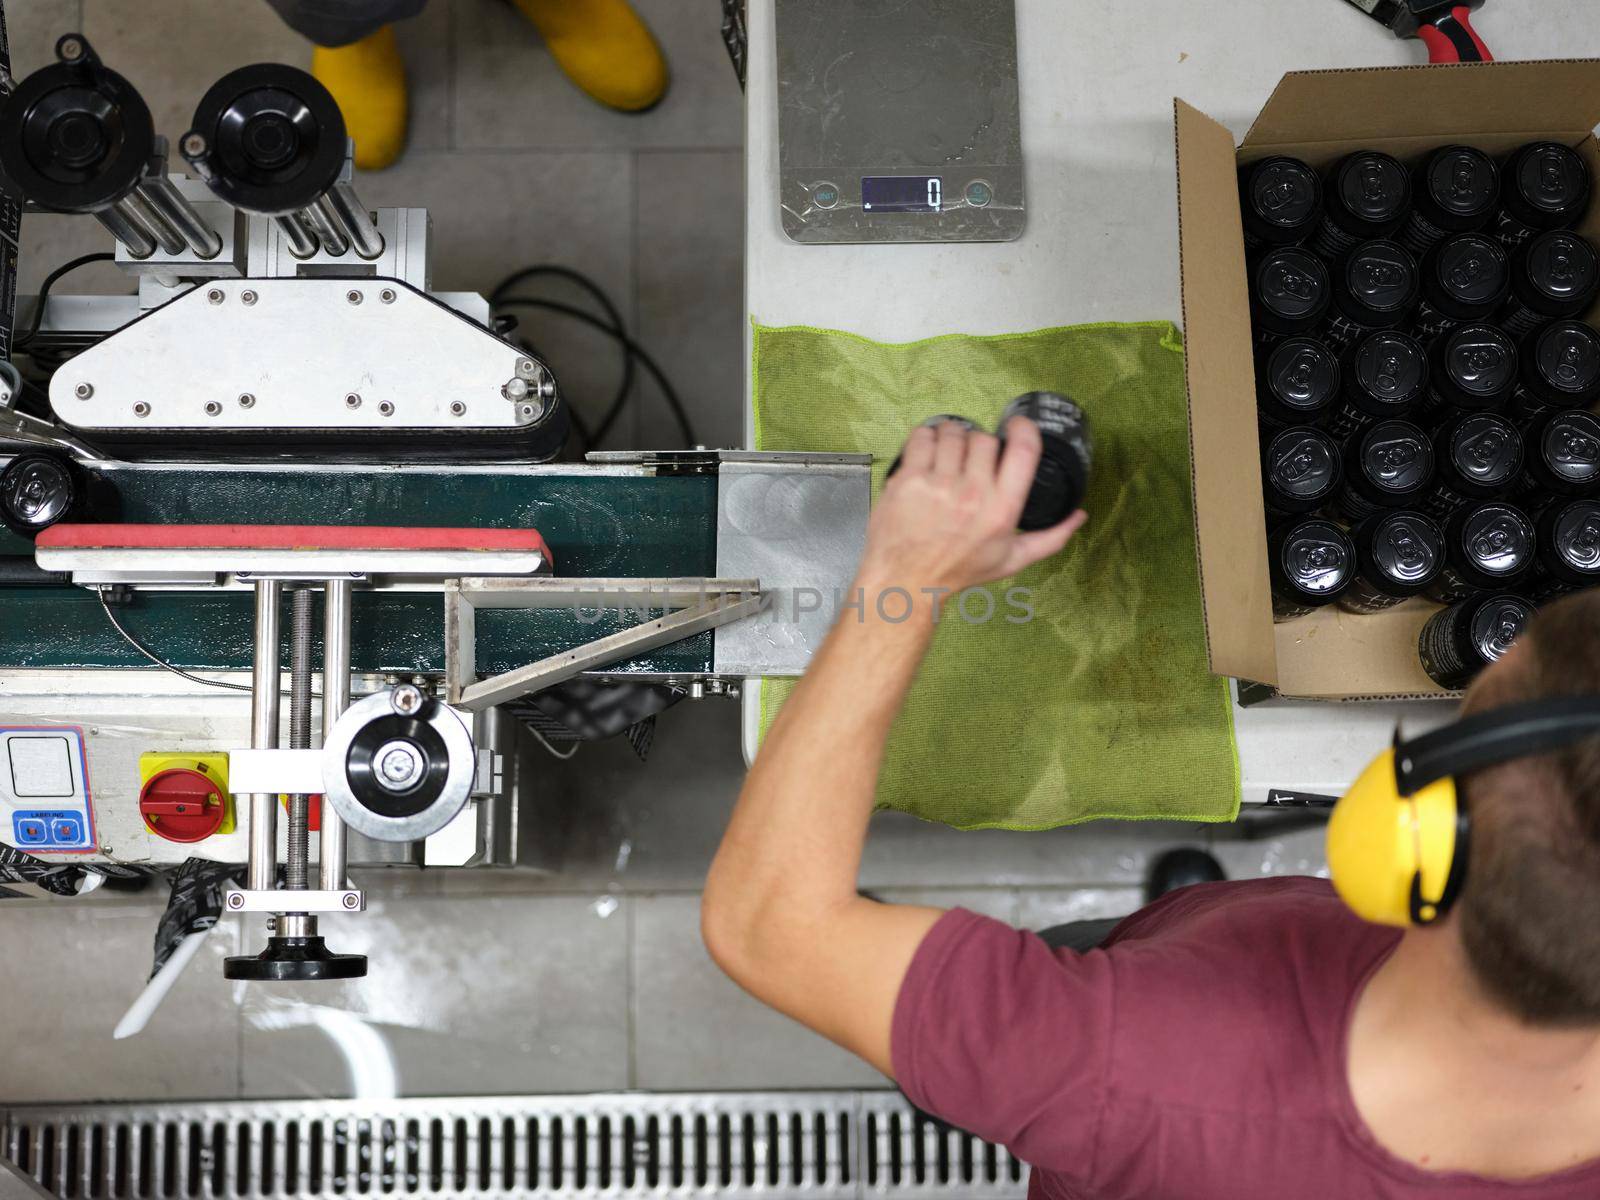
[1327,748,1462,928]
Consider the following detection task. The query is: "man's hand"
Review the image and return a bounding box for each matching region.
[860,416,1087,598]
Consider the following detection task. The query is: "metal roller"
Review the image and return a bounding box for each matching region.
[322,685,476,843]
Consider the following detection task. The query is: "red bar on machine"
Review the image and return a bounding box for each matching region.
[36,523,552,556]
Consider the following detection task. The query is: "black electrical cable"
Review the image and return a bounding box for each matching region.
[491,264,639,449]
[99,592,320,697]
[13,252,116,351]
[495,295,698,449]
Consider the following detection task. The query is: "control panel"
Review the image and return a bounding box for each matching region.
[0,726,97,852]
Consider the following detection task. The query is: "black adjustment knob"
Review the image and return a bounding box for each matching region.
[1145,848,1227,903]
[182,63,347,215]
[224,936,368,981]
[0,34,154,214]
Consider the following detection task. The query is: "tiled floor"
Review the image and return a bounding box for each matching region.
[0,1,1328,1105]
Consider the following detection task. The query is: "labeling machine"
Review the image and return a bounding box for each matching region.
[0,34,867,979]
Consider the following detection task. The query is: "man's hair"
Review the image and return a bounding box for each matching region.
[1458,589,1600,1026]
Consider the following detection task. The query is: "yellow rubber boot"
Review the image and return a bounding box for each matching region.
[311,25,408,171]
[510,0,669,112]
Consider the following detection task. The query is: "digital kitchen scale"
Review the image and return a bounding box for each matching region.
[775,0,1025,245]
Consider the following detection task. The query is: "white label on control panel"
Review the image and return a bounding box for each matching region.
[0,727,96,853]
[8,735,75,798]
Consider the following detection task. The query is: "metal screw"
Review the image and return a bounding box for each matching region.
[345,393,362,409]
[449,401,466,416]
[227,892,245,910]
[538,379,556,400]
[181,132,207,158]
[241,289,258,306]
[502,377,530,402]
[58,37,84,61]
[378,401,395,416]
[133,402,151,418]
[206,288,224,304]
[519,405,535,419]
[98,843,112,856]
[516,358,538,379]
[204,401,221,416]
[391,684,423,715]
[346,290,363,305]
[73,382,93,399]
[238,393,255,408]
[342,892,360,910]
[380,288,396,304]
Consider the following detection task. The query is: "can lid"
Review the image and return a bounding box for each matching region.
[1423,146,1499,220]
[1540,410,1600,486]
[1265,427,1339,501]
[1256,248,1329,321]
[1467,594,1535,666]
[1336,152,1409,224]
[1430,234,1509,306]
[1458,504,1535,577]
[1533,322,1600,397]
[1359,420,1434,496]
[1446,413,1522,489]
[1265,338,1340,413]
[0,453,78,533]
[1365,510,1444,588]
[1352,332,1427,405]
[1342,241,1418,316]
[1520,231,1599,307]
[1441,325,1517,398]
[1549,500,1600,577]
[1277,519,1354,597]
[1248,157,1320,231]
[1511,142,1589,218]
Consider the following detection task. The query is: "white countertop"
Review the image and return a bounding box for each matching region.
[740,0,1596,798]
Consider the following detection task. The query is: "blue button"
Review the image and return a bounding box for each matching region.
[15,817,46,844]
[965,180,994,208]
[811,182,841,210]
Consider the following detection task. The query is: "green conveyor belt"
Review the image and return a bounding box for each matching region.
[0,465,719,675]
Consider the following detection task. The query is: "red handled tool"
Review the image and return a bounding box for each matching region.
[1342,1,1493,63]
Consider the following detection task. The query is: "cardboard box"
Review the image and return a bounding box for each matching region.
[1175,61,1600,700]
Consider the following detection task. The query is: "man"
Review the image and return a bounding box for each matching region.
[264,0,669,170]
[702,415,1600,1197]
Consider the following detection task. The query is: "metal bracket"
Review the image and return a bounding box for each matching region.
[225,888,366,914]
[445,577,766,711]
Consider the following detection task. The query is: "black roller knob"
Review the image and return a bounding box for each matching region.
[182,63,347,215]
[224,936,368,981]
[0,452,83,537]
[0,34,154,214]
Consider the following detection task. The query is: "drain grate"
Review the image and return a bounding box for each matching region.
[2,1093,1028,1198]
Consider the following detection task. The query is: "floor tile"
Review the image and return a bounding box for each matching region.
[632,893,885,1090]
[81,0,309,149]
[356,149,634,433]
[1015,886,1143,933]
[5,0,81,77]
[0,898,242,1102]
[238,893,629,1098]
[389,0,454,155]
[635,150,744,450]
[452,0,742,152]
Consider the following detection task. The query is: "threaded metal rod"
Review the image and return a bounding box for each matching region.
[285,587,315,902]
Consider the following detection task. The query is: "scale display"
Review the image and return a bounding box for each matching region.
[862,176,943,214]
[776,0,1024,245]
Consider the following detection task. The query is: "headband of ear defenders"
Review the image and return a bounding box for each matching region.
[1394,697,1600,797]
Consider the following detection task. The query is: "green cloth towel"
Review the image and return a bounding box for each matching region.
[751,320,1239,830]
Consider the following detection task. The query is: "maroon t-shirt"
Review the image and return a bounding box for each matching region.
[892,876,1600,1199]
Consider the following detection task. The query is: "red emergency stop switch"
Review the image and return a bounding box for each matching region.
[139,766,229,843]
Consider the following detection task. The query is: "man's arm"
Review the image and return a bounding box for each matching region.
[701,416,1086,1076]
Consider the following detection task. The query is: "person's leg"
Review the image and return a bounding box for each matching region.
[1034,917,1125,953]
[264,1,424,171]
[508,0,669,112]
